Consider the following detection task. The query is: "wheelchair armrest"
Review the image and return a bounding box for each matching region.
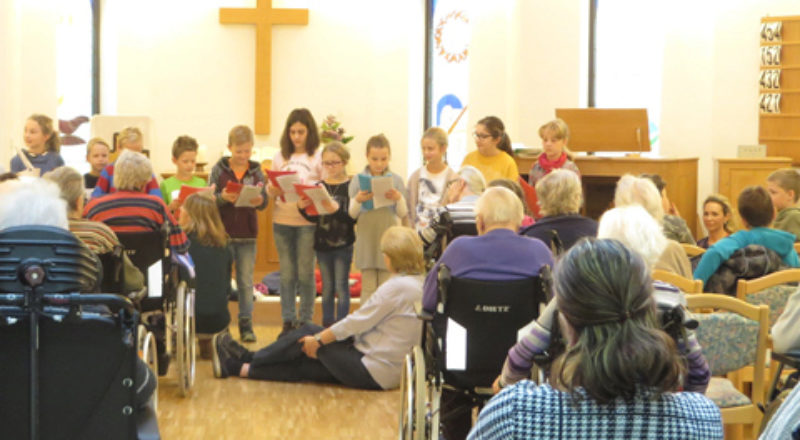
[414,301,433,321]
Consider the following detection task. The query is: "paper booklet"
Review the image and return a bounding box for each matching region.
[234,184,263,208]
[294,183,336,216]
[357,173,395,211]
[224,180,262,208]
[176,185,213,204]
[266,169,300,203]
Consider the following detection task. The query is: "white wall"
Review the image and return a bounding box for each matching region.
[102,0,423,177]
[0,0,58,169]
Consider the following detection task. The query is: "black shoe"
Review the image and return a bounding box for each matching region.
[220,332,253,362]
[276,321,295,340]
[212,332,233,378]
[239,317,256,343]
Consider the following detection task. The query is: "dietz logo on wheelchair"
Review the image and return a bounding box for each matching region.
[473,304,511,313]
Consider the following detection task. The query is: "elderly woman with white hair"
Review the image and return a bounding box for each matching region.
[84,150,189,254]
[614,174,693,278]
[495,205,711,399]
[520,169,597,253]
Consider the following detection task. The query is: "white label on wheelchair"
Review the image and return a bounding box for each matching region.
[148,260,162,298]
[446,318,467,371]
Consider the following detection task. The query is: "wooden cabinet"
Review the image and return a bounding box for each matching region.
[716,157,793,216]
[759,15,800,164]
[516,155,699,236]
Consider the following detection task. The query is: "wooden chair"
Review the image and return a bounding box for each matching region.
[794,242,800,255]
[652,269,703,293]
[688,294,769,439]
[736,269,800,326]
[681,243,706,258]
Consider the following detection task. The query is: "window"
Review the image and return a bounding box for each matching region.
[589,0,664,152]
[55,0,99,173]
[424,0,472,169]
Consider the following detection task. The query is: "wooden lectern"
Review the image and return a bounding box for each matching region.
[516,109,699,237]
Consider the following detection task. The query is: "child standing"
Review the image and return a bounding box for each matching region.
[407,127,457,232]
[209,125,268,342]
[267,108,323,335]
[528,118,580,187]
[84,138,110,189]
[461,116,519,183]
[767,168,800,241]
[11,114,65,174]
[349,134,409,301]
[161,135,206,212]
[179,192,233,359]
[92,127,162,198]
[297,141,356,327]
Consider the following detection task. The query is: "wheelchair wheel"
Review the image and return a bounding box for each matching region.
[138,324,159,411]
[175,281,196,397]
[398,346,427,440]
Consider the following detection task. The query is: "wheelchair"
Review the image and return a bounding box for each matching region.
[117,229,196,398]
[0,225,160,440]
[399,264,552,440]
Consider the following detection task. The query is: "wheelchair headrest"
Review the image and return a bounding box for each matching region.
[0,225,99,293]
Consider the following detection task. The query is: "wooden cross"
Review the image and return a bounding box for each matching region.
[220,0,309,134]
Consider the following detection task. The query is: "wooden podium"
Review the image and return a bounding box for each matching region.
[518,108,699,236]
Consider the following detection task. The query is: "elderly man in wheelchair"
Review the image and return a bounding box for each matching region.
[0,178,158,440]
[412,187,554,440]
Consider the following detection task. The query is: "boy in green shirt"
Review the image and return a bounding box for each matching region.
[161,135,207,212]
[767,168,800,242]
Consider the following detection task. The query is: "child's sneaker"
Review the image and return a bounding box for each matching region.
[239,317,257,343]
[212,332,233,378]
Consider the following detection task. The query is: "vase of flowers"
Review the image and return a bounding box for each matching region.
[320,115,354,145]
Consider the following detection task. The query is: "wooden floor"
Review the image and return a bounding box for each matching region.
[156,325,400,440]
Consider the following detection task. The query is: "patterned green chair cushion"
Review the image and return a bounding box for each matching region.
[705,377,751,408]
[694,312,759,376]
[745,284,796,326]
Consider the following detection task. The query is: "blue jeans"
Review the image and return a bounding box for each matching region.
[230,239,256,321]
[317,246,353,327]
[272,223,316,324]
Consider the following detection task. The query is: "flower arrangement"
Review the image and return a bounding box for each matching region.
[320,115,354,144]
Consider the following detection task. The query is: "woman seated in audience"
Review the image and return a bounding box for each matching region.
[614,174,693,278]
[460,116,519,183]
[84,150,189,255]
[487,178,534,227]
[696,194,735,248]
[211,226,424,391]
[642,173,695,244]
[43,166,143,293]
[520,169,597,254]
[497,205,710,395]
[474,239,723,440]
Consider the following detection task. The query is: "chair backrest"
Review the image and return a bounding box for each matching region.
[432,269,549,389]
[687,294,769,406]
[681,243,706,258]
[735,269,800,326]
[0,306,139,440]
[0,226,98,293]
[652,269,703,294]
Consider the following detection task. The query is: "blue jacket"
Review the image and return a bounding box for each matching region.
[693,227,799,284]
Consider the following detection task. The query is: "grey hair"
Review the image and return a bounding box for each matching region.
[597,205,667,268]
[476,186,523,228]
[0,178,68,230]
[613,174,664,222]
[458,165,486,195]
[536,169,582,216]
[113,150,154,191]
[43,166,85,212]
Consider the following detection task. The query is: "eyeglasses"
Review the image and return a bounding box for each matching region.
[472,132,492,140]
[322,161,343,167]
